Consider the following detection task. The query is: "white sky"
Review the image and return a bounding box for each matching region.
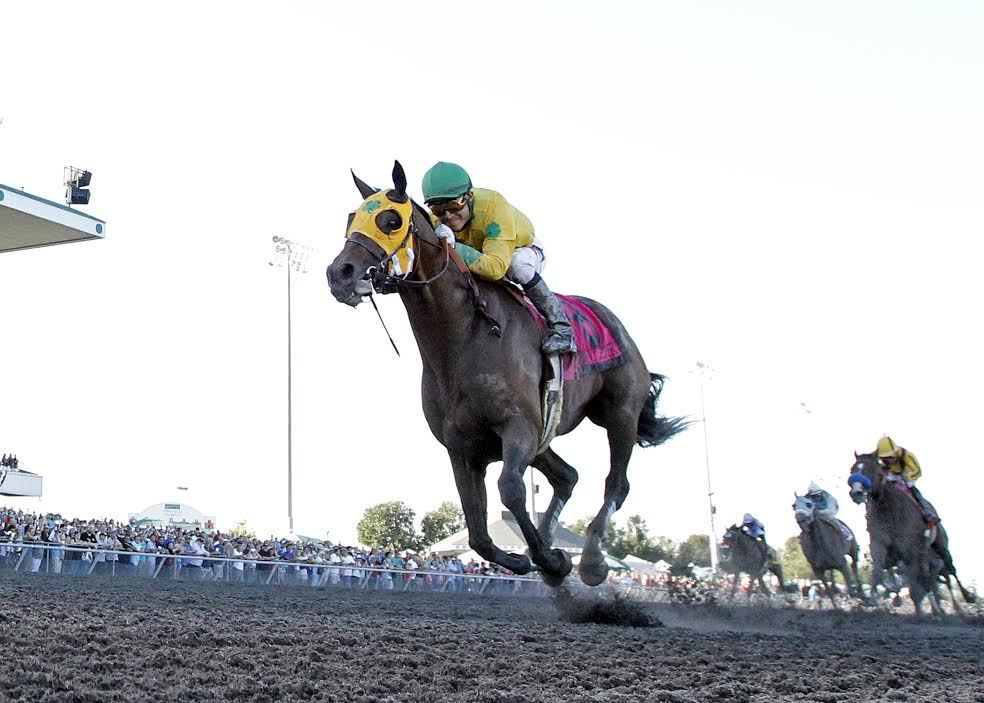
[2,2,982,585]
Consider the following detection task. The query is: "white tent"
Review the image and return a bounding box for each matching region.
[428,511,585,556]
[571,552,630,572]
[623,554,657,574]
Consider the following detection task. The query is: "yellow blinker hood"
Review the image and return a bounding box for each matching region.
[346,190,415,275]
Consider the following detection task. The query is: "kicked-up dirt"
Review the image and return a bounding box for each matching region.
[0,571,981,702]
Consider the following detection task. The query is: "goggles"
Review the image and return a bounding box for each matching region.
[429,195,468,217]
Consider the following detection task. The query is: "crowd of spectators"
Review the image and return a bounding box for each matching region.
[0,454,19,469]
[0,506,540,595]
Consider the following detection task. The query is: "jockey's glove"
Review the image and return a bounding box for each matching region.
[434,224,456,246]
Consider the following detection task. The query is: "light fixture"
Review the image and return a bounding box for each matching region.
[64,166,92,205]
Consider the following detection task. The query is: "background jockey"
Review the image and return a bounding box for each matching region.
[421,161,576,355]
[876,435,938,527]
[805,481,840,523]
[740,513,765,540]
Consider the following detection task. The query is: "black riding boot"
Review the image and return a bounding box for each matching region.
[908,484,938,525]
[523,274,577,355]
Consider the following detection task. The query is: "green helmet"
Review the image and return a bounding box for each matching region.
[422,162,472,203]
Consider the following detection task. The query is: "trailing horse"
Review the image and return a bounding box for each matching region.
[326,162,686,586]
[848,452,976,615]
[720,524,784,600]
[792,494,863,607]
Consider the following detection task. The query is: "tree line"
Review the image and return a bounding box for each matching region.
[354,501,870,582]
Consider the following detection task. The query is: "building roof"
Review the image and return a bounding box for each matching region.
[429,511,586,555]
[0,182,105,253]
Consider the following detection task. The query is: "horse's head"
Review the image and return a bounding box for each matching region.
[848,451,880,504]
[722,525,740,548]
[792,494,816,529]
[326,160,429,306]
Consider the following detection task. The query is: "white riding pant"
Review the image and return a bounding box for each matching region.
[505,237,547,286]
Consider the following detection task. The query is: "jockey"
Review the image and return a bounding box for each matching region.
[421,161,576,355]
[876,435,938,527]
[740,513,766,541]
[805,481,840,522]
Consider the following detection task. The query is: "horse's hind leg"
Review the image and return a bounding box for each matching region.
[821,573,839,610]
[579,422,637,586]
[530,448,578,546]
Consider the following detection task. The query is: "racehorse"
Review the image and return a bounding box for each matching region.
[720,524,784,599]
[792,494,863,607]
[848,452,976,615]
[326,162,686,586]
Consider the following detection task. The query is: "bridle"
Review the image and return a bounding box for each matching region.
[347,205,502,336]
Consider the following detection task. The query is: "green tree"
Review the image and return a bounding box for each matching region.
[420,501,464,548]
[564,515,675,563]
[671,534,711,575]
[644,536,677,565]
[357,501,418,550]
[608,514,649,559]
[781,535,814,581]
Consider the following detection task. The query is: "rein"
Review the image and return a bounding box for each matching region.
[361,215,502,337]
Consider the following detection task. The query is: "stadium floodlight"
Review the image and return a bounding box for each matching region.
[64,166,92,205]
[693,361,720,573]
[268,235,314,534]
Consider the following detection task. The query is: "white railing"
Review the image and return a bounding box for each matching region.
[0,542,548,597]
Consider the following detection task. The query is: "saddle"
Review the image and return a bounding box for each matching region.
[890,480,940,529]
[503,285,627,454]
[504,286,626,380]
[816,515,855,543]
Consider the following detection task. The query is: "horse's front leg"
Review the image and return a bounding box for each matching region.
[580,422,636,586]
[448,450,537,575]
[869,540,889,600]
[848,548,866,600]
[498,431,573,585]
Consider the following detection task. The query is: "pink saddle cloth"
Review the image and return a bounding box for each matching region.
[523,294,626,380]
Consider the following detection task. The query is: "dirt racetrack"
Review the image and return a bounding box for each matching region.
[0,572,981,703]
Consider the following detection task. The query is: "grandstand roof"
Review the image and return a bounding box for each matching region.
[0,182,105,253]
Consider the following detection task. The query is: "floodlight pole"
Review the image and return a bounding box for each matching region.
[529,471,537,521]
[286,251,293,534]
[269,236,312,535]
[696,362,720,573]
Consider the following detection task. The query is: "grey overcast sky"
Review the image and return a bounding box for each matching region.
[1,1,982,585]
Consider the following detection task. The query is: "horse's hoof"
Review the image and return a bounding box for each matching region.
[578,560,609,587]
[538,549,573,588]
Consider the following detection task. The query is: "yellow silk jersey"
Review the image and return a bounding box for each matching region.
[890,449,922,483]
[438,188,535,281]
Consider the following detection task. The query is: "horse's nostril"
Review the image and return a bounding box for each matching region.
[328,262,356,285]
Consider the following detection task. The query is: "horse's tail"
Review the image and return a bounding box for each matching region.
[637,373,689,448]
[935,534,977,603]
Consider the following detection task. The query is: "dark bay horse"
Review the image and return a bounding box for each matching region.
[792,495,863,607]
[326,162,686,586]
[848,452,975,615]
[720,524,784,599]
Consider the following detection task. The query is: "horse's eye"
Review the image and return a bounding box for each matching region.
[375,210,402,234]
